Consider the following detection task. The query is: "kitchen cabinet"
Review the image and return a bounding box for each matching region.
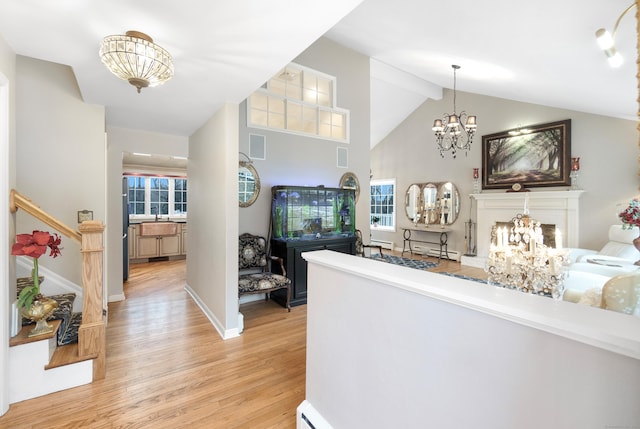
[129,223,185,261]
[128,225,137,259]
[180,223,187,255]
[136,234,181,258]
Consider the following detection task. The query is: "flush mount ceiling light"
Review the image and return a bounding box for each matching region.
[595,3,636,68]
[99,30,174,93]
[432,65,477,158]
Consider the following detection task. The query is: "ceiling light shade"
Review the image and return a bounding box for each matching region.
[432,65,477,158]
[606,49,624,67]
[595,28,615,50]
[595,3,636,68]
[99,30,174,93]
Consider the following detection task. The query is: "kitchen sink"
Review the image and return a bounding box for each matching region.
[139,221,179,236]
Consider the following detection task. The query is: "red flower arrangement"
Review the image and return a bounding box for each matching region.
[619,198,640,229]
[11,230,62,309]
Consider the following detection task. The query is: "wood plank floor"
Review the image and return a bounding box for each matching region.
[1,260,306,429]
[0,252,487,428]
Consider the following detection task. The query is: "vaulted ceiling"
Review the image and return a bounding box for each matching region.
[1,0,636,150]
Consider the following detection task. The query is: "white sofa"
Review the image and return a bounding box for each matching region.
[562,225,640,303]
[568,224,639,265]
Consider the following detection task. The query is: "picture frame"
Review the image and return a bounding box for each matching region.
[482,119,571,190]
[77,210,93,223]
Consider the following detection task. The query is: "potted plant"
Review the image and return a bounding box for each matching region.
[12,230,62,336]
[372,216,380,227]
[618,198,640,265]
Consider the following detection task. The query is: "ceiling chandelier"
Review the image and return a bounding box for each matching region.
[595,3,636,68]
[99,30,174,93]
[432,65,477,158]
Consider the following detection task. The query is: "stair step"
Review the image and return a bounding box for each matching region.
[10,319,61,347]
[46,343,96,370]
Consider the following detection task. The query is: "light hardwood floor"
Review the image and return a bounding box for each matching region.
[0,253,486,428]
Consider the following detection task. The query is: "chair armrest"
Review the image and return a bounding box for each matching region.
[268,255,287,277]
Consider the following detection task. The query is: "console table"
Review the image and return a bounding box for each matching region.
[401,227,451,260]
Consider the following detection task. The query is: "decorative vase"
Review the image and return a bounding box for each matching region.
[21,296,58,337]
[634,234,640,266]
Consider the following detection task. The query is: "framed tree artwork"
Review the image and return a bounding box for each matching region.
[482,119,571,190]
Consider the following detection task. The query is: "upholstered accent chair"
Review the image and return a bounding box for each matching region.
[355,229,384,258]
[238,233,291,311]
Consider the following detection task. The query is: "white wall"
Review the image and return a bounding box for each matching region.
[105,126,188,302]
[0,31,16,417]
[303,251,640,429]
[238,37,371,239]
[15,56,105,288]
[187,104,240,337]
[371,90,638,254]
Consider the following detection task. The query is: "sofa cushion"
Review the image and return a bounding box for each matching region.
[599,241,639,260]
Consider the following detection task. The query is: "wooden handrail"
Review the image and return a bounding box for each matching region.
[10,189,106,380]
[9,189,81,243]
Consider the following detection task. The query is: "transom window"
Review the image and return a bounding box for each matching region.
[126,175,187,219]
[248,63,350,142]
[370,179,396,231]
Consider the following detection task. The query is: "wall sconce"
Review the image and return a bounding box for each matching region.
[595,3,636,68]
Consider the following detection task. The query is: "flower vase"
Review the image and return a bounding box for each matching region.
[21,297,58,337]
[634,234,640,266]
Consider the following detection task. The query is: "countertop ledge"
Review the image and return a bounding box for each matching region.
[303,250,640,361]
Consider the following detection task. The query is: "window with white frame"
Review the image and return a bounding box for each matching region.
[174,179,187,215]
[370,179,396,231]
[247,63,349,142]
[126,175,187,219]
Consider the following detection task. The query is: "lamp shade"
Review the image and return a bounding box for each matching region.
[465,116,477,127]
[100,30,174,93]
[447,114,459,126]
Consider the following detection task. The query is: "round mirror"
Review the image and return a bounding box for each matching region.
[339,172,360,203]
[405,184,422,223]
[239,162,260,207]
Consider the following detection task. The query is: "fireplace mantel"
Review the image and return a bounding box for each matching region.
[462,190,584,268]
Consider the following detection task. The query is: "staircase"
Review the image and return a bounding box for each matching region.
[9,278,94,404]
[8,190,106,404]
[9,319,93,403]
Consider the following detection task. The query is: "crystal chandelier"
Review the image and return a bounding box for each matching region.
[485,214,569,300]
[99,31,174,93]
[432,65,477,158]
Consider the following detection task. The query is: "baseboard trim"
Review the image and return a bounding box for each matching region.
[108,293,125,302]
[184,284,240,340]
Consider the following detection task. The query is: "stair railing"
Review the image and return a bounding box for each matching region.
[9,189,106,380]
